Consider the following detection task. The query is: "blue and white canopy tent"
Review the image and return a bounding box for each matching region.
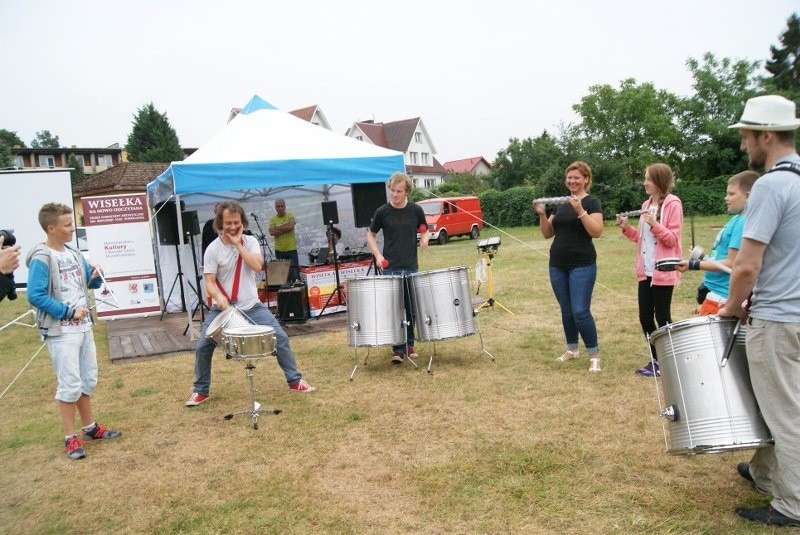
[146,95,405,335]
[148,95,404,204]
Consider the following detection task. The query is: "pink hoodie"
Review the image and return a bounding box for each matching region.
[622,193,683,286]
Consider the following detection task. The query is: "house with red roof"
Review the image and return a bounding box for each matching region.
[345,117,446,189]
[444,156,493,176]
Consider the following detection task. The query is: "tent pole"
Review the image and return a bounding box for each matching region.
[175,194,197,341]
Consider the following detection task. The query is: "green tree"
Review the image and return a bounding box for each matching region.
[571,79,685,182]
[31,130,60,148]
[0,129,24,168]
[680,53,761,180]
[443,171,491,196]
[67,154,85,184]
[126,103,184,163]
[491,130,566,191]
[765,13,800,95]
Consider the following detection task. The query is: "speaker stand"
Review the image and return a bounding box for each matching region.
[160,244,188,320]
[316,222,346,319]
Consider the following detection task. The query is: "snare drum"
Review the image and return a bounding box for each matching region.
[408,266,476,342]
[346,276,405,347]
[222,325,277,359]
[655,258,681,272]
[651,316,772,455]
[205,307,252,346]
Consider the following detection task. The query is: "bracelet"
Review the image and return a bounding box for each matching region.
[578,211,588,219]
[689,260,700,270]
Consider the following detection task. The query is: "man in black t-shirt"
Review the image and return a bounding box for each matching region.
[367,173,430,364]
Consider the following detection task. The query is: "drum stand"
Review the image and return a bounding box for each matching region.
[349,325,416,381]
[421,312,495,374]
[476,251,514,315]
[223,354,281,430]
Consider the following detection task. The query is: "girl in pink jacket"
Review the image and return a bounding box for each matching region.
[617,163,683,377]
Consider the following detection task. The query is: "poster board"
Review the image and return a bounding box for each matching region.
[81,193,161,318]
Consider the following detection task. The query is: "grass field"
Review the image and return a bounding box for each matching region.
[0,217,775,534]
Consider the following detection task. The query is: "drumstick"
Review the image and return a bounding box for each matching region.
[720,320,742,367]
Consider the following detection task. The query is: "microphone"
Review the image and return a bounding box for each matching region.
[250,212,259,219]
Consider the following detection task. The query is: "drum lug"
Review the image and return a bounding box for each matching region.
[661,405,679,422]
[424,316,432,326]
[352,322,361,331]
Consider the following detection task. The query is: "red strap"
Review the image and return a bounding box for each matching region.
[214,245,244,304]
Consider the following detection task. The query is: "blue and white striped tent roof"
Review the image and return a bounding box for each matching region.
[147,95,405,204]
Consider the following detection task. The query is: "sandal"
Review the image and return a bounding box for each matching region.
[556,350,579,362]
[588,357,601,373]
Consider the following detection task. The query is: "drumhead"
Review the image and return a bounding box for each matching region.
[223,325,274,336]
[650,315,737,341]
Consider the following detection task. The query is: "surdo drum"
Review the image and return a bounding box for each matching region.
[205,306,252,346]
[222,325,277,360]
[408,266,476,342]
[650,316,772,455]
[346,275,406,347]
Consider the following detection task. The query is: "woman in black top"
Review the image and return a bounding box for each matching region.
[533,161,604,372]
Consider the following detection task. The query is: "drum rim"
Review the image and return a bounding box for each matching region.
[650,315,738,339]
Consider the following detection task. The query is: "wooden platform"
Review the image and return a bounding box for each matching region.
[105,311,347,363]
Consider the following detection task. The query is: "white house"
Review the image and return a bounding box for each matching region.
[346,117,446,189]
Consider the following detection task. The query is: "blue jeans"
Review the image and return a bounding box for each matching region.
[193,303,301,395]
[47,330,98,402]
[276,250,300,282]
[383,268,417,353]
[549,264,599,355]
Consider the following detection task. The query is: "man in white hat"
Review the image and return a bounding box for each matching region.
[721,95,800,527]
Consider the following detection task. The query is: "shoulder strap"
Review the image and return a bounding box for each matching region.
[766,161,800,176]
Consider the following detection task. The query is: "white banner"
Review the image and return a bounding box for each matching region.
[82,193,161,319]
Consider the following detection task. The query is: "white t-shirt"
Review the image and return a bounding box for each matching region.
[640,205,658,277]
[51,248,92,333]
[203,234,261,310]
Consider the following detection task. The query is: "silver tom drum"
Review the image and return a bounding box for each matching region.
[408,266,476,342]
[651,316,772,455]
[205,307,252,346]
[346,276,405,347]
[222,325,277,359]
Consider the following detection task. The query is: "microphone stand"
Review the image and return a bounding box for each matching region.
[316,221,345,319]
[251,214,274,262]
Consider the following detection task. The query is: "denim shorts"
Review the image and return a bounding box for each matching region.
[47,330,98,402]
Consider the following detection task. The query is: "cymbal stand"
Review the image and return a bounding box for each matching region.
[476,251,514,315]
[223,354,282,430]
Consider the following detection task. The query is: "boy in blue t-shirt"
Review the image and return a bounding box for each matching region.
[677,170,759,315]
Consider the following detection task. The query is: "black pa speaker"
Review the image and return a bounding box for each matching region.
[182,211,200,237]
[154,200,185,245]
[351,182,387,228]
[321,201,339,225]
[277,285,309,322]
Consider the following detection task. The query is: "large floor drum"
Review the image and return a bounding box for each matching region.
[347,276,405,347]
[651,316,772,455]
[408,266,476,342]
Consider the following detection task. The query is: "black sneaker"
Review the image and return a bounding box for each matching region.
[391,351,404,364]
[737,462,770,494]
[737,505,800,526]
[65,435,86,460]
[82,423,121,441]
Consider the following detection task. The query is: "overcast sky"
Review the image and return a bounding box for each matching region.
[1,1,796,163]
